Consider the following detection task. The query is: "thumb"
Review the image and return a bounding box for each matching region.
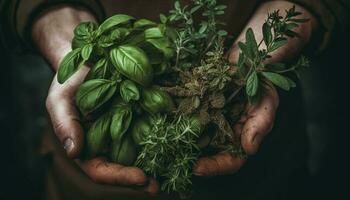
[46,66,90,158]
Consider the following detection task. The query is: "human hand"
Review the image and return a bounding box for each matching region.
[193,1,317,176]
[32,5,159,195]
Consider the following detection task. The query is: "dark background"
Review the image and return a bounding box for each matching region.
[1,7,350,200]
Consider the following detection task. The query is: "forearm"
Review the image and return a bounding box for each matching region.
[229,0,318,63]
[32,5,97,71]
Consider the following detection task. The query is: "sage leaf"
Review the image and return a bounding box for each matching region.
[76,79,117,116]
[110,45,153,86]
[246,28,258,57]
[262,22,272,46]
[246,71,259,97]
[269,38,287,52]
[141,86,174,115]
[262,72,291,90]
[85,112,111,158]
[98,14,134,33]
[57,48,83,84]
[110,104,132,141]
[120,80,140,102]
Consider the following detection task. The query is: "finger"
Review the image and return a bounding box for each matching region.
[46,66,90,158]
[142,178,159,195]
[241,84,279,155]
[193,153,246,176]
[77,157,148,186]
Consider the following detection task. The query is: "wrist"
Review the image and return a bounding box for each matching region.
[32,5,97,71]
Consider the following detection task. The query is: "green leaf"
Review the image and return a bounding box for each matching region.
[174,1,181,10]
[81,44,94,60]
[74,22,97,39]
[144,27,164,39]
[262,22,272,46]
[190,5,201,14]
[131,117,152,145]
[238,42,253,60]
[134,19,157,28]
[160,14,167,24]
[237,53,245,68]
[265,63,286,72]
[85,112,111,158]
[110,45,153,86]
[85,58,112,80]
[246,71,259,97]
[98,14,134,33]
[285,23,299,30]
[57,48,83,84]
[146,38,174,59]
[246,28,259,57]
[262,72,291,90]
[285,77,297,88]
[141,86,174,115]
[109,28,130,42]
[76,79,117,116]
[111,135,136,165]
[110,103,132,141]
[120,80,140,102]
[269,38,287,52]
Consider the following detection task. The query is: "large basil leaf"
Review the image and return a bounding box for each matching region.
[76,79,117,116]
[98,14,134,33]
[111,136,137,165]
[120,80,140,102]
[110,103,132,141]
[110,45,153,86]
[57,48,83,84]
[141,86,174,115]
[85,112,111,158]
[144,27,164,39]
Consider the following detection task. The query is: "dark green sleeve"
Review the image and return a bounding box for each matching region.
[0,0,105,52]
[286,0,349,53]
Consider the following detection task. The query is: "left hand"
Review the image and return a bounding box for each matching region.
[193,0,317,176]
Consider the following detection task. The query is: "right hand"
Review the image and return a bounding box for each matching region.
[32,5,159,196]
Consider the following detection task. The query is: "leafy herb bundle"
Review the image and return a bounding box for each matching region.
[57,0,309,198]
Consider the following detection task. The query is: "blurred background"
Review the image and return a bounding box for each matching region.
[1,2,350,200]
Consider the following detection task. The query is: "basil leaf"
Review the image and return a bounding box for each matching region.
[85,112,111,158]
[134,19,157,29]
[85,58,112,80]
[110,45,153,86]
[74,22,97,39]
[120,80,140,102]
[246,71,259,97]
[57,48,83,84]
[141,86,174,115]
[131,117,152,145]
[110,104,132,141]
[81,44,94,60]
[144,27,164,39]
[76,79,117,116]
[146,38,174,59]
[111,136,137,165]
[98,14,134,33]
[262,72,291,90]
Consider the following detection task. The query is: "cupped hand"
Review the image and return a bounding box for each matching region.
[193,0,316,177]
[46,65,159,194]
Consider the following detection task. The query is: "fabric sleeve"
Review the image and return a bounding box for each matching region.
[0,0,105,53]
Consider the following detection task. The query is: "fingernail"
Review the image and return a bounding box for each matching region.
[63,138,74,153]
